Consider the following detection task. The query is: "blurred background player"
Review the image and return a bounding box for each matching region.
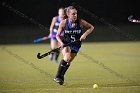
[54,6,94,85]
[48,7,66,63]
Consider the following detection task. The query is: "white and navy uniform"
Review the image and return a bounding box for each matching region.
[62,18,83,53]
[51,16,61,41]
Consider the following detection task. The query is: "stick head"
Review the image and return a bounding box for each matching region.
[128,15,133,21]
[37,53,42,59]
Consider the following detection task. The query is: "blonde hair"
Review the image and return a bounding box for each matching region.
[65,6,77,16]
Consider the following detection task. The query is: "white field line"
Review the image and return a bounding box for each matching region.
[0,86,140,92]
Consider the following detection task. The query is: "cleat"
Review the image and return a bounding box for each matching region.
[54,60,58,64]
[59,81,64,85]
[54,78,60,83]
[54,77,64,85]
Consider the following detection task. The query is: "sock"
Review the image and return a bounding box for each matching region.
[54,50,60,61]
[62,64,70,76]
[55,59,69,78]
[49,52,54,60]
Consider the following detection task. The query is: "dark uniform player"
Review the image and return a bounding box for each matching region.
[49,7,66,63]
[54,6,94,85]
[62,18,82,53]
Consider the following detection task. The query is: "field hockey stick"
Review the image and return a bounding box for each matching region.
[128,15,140,23]
[37,40,80,59]
[34,35,64,43]
[34,35,54,43]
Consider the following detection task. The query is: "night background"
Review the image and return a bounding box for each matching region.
[0,0,140,93]
[0,0,140,44]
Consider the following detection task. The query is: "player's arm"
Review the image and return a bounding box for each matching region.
[49,17,56,36]
[80,19,94,41]
[56,19,66,46]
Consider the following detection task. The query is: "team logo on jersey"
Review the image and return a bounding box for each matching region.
[64,30,82,34]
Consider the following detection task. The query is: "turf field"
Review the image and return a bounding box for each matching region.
[0,42,140,93]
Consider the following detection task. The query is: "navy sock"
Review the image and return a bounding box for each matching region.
[62,64,70,76]
[55,50,60,61]
[55,59,69,78]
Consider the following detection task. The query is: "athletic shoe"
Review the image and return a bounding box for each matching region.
[54,77,64,85]
[54,59,58,64]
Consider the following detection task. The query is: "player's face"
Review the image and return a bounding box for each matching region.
[68,9,77,21]
[58,9,65,19]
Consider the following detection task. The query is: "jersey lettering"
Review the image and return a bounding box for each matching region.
[64,30,81,34]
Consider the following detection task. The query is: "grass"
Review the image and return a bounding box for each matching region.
[0,41,140,93]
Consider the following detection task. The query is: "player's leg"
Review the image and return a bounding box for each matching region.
[54,47,70,84]
[61,53,76,77]
[49,38,58,62]
[54,47,77,85]
[61,49,77,80]
[54,42,60,63]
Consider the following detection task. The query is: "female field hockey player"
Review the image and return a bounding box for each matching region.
[48,7,66,63]
[54,6,94,85]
